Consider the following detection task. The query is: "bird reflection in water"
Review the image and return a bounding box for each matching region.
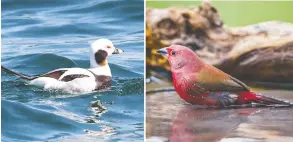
[169,106,263,142]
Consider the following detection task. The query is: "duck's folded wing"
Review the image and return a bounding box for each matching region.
[39,69,69,80]
[60,74,90,82]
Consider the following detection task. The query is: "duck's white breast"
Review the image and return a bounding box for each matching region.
[29,68,97,94]
[30,77,97,94]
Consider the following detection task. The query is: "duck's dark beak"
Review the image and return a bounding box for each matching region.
[156,47,168,57]
[113,48,124,54]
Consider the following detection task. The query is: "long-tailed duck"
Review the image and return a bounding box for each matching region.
[1,38,123,93]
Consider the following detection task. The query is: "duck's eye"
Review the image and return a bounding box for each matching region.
[107,46,111,48]
[171,51,176,56]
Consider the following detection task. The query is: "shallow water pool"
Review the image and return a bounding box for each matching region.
[146,82,293,142]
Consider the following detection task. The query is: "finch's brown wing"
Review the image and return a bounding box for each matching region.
[195,64,250,92]
[181,73,207,95]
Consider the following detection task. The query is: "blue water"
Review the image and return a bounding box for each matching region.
[1,0,144,141]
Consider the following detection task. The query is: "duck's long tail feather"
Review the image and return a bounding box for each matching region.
[1,65,35,81]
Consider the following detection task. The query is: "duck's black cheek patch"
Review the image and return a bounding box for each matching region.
[95,50,108,64]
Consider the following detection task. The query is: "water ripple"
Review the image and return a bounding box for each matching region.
[1,0,144,141]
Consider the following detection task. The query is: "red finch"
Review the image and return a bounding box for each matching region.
[157,45,292,107]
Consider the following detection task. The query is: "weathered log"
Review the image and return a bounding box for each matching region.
[146,1,293,83]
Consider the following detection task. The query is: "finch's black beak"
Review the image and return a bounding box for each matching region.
[156,48,168,57]
[113,48,124,54]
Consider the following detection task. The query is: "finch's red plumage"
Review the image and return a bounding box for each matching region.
[158,45,292,107]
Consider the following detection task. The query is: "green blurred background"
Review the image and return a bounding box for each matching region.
[147,1,293,27]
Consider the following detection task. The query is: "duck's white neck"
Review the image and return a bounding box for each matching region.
[89,45,112,76]
[89,64,112,77]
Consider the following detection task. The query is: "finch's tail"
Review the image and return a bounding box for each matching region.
[1,65,36,81]
[238,92,293,106]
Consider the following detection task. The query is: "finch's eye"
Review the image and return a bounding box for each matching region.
[171,51,176,56]
[107,46,111,49]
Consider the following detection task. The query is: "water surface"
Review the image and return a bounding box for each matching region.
[2,0,144,141]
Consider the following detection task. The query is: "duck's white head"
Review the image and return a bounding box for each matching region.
[89,38,123,68]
